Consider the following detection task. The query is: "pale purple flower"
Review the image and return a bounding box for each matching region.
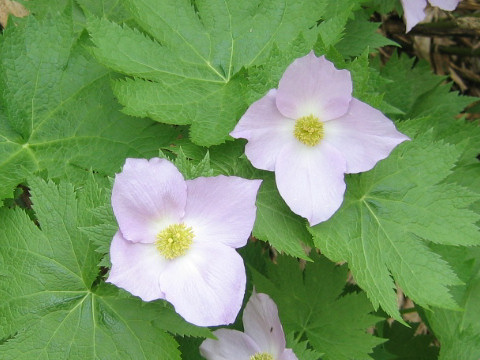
[230,52,409,226]
[107,158,261,326]
[401,0,461,32]
[200,291,297,360]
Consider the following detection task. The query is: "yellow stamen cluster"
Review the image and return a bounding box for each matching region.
[250,353,274,360]
[156,223,194,260]
[294,114,324,146]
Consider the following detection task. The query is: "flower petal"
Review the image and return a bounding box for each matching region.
[111,158,187,243]
[199,329,260,360]
[183,176,262,248]
[324,98,410,174]
[230,89,296,171]
[429,0,460,11]
[276,52,352,121]
[275,141,347,226]
[107,231,167,301]
[401,0,427,32]
[159,242,246,326]
[243,292,287,358]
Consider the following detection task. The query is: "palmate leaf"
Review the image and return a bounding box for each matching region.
[88,0,327,146]
[377,54,475,122]
[0,13,179,200]
[251,253,384,360]
[309,119,480,321]
[0,177,209,359]
[335,10,397,58]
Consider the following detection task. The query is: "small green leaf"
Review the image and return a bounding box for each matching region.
[251,253,384,360]
[167,148,215,180]
[336,10,397,58]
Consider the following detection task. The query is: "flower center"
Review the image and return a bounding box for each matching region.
[155,223,194,260]
[294,114,324,146]
[250,353,274,360]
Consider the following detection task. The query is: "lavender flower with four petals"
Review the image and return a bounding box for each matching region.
[107,158,261,326]
[231,52,409,226]
[200,291,297,360]
[401,0,461,32]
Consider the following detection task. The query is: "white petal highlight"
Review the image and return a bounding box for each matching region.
[159,242,246,326]
[276,52,352,121]
[107,231,167,301]
[243,292,286,358]
[111,158,186,243]
[275,141,347,226]
[200,329,260,360]
[324,98,410,174]
[230,89,296,171]
[183,176,261,249]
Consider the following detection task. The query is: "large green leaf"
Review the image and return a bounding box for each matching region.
[309,120,480,321]
[0,177,209,359]
[88,0,327,146]
[251,253,384,360]
[425,247,480,360]
[0,14,178,200]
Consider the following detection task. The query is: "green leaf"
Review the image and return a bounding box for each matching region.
[88,0,327,145]
[251,253,384,360]
[176,336,204,360]
[336,10,397,58]
[0,14,179,200]
[79,187,117,269]
[424,247,480,360]
[344,49,395,113]
[314,0,370,52]
[246,35,312,104]
[309,120,480,321]
[285,333,323,360]
[364,0,402,14]
[372,321,439,360]
[377,54,475,122]
[377,54,444,118]
[409,83,476,124]
[161,148,215,180]
[0,177,208,359]
[253,174,313,260]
